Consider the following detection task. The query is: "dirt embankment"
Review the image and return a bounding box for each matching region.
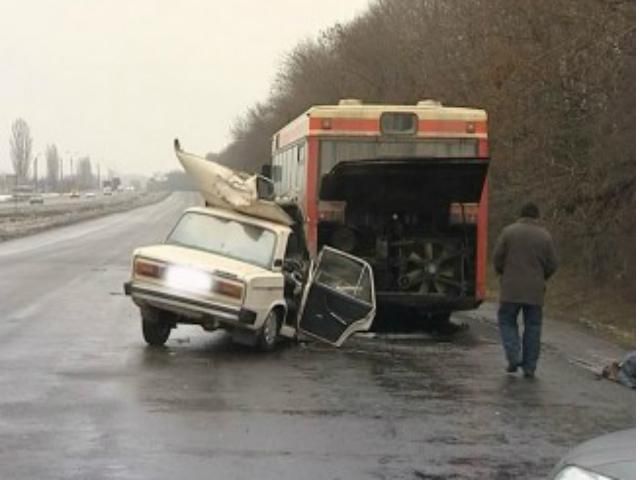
[0,191,171,242]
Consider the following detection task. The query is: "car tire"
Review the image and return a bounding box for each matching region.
[257,309,280,352]
[141,307,171,346]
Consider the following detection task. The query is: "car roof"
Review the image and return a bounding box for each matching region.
[184,205,292,234]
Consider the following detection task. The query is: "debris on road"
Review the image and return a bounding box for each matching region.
[601,351,636,389]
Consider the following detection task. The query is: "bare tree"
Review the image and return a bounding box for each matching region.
[46,144,60,191]
[9,118,32,181]
[212,0,634,295]
[76,157,93,190]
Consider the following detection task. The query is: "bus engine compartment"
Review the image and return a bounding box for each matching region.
[317,158,488,310]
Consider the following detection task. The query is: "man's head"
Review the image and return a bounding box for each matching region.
[520,202,540,219]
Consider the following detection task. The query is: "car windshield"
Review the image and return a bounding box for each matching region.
[166,212,277,269]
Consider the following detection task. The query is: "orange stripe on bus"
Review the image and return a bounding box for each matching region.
[475,137,490,301]
[308,117,378,132]
[306,117,487,135]
[419,120,487,134]
[306,137,319,256]
[278,117,310,147]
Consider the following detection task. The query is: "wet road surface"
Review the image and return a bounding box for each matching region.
[0,193,635,479]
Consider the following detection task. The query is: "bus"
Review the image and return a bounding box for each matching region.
[269,99,489,325]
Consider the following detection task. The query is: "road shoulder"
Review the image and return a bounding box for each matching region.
[458,302,632,376]
[0,191,171,242]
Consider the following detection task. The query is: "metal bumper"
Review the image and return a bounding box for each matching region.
[123,281,255,327]
[376,292,481,310]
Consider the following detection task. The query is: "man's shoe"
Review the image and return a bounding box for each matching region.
[523,370,535,378]
[506,364,519,373]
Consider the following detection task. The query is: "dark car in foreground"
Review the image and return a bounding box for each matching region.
[549,429,635,480]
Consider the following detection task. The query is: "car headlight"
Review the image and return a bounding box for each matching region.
[554,466,613,480]
[165,265,212,292]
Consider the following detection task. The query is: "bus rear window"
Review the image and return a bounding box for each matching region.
[380,113,418,135]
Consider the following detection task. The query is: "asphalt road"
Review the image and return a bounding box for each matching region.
[0,192,635,480]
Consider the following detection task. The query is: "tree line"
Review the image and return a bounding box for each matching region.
[211,0,635,298]
[8,118,100,191]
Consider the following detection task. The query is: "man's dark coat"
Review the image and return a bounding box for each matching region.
[492,218,558,306]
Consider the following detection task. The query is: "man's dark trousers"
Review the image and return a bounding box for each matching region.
[498,302,543,373]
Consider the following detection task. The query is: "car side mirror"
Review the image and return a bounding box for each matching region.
[273,259,283,268]
[256,175,275,201]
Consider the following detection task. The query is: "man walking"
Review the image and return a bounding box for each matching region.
[493,202,558,378]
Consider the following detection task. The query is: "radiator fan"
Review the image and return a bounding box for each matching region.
[397,239,468,295]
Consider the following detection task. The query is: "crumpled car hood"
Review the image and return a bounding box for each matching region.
[174,139,293,226]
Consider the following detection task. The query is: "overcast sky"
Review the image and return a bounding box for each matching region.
[0,0,370,177]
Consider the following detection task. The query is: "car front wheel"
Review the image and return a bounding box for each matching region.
[141,307,171,346]
[257,309,280,352]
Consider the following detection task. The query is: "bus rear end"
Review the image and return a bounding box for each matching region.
[273,99,489,323]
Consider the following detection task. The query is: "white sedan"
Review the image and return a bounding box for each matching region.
[124,205,376,351]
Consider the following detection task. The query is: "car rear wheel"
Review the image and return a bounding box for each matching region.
[141,307,171,346]
[257,309,280,352]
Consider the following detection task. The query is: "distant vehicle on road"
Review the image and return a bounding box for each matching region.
[12,184,34,202]
[549,428,635,479]
[29,195,44,205]
[84,192,96,198]
[70,191,81,199]
[124,143,376,351]
[102,187,112,196]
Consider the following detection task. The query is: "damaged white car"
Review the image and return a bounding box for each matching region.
[124,141,376,350]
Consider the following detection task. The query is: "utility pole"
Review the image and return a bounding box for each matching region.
[33,155,38,192]
[14,171,17,213]
[69,156,73,192]
[97,163,101,190]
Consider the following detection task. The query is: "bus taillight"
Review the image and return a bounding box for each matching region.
[318,201,346,223]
